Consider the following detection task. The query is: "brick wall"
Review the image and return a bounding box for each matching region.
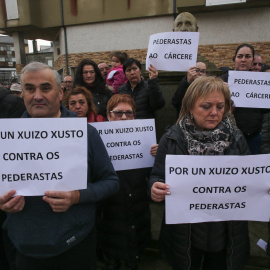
[54,42,270,73]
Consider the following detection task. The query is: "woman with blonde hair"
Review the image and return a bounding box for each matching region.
[149,76,250,270]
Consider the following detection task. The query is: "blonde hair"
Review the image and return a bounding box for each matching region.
[177,76,231,123]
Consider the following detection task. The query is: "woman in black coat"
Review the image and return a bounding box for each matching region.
[74,59,112,118]
[100,94,157,270]
[149,77,250,270]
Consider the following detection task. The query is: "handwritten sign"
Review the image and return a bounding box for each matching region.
[228,71,270,108]
[90,119,156,171]
[0,118,87,196]
[165,154,270,224]
[146,32,199,72]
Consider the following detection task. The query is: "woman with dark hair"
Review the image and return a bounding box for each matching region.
[65,86,105,122]
[149,76,250,270]
[74,59,112,118]
[118,58,165,119]
[220,43,266,154]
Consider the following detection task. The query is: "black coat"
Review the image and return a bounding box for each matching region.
[100,168,151,262]
[0,88,25,118]
[118,78,165,119]
[172,76,190,116]
[148,124,250,270]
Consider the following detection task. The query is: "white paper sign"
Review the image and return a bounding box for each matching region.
[146,32,199,72]
[0,118,88,196]
[206,0,246,6]
[165,154,270,224]
[90,119,156,171]
[228,71,270,108]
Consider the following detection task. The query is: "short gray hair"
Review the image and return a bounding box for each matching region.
[20,62,62,89]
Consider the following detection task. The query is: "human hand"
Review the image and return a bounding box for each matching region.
[151,182,170,202]
[43,190,80,212]
[0,190,25,213]
[147,64,158,80]
[187,66,199,83]
[150,144,159,157]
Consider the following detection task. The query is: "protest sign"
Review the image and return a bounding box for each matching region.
[165,154,270,224]
[206,0,246,6]
[90,119,156,171]
[228,70,270,108]
[146,32,199,72]
[0,118,87,196]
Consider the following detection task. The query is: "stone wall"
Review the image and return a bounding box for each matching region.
[54,41,270,73]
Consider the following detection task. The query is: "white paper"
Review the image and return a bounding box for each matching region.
[0,118,88,196]
[228,71,270,108]
[90,119,156,171]
[206,0,246,6]
[146,32,199,72]
[107,70,117,79]
[257,239,268,251]
[165,154,270,224]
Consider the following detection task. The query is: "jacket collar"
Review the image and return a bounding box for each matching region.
[21,105,77,118]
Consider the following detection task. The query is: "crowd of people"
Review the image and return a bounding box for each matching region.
[0,24,269,270]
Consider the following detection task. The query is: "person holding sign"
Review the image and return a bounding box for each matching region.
[100,94,154,270]
[64,86,105,122]
[118,58,165,119]
[172,62,207,116]
[149,76,250,270]
[0,62,119,270]
[220,43,267,154]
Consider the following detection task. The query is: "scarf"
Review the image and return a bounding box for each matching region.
[179,116,234,155]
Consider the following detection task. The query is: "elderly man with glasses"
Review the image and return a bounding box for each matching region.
[172,62,207,116]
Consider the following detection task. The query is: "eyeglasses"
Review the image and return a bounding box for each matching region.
[195,68,206,74]
[110,110,134,118]
[252,62,263,67]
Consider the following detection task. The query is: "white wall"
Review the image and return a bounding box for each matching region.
[57,7,269,56]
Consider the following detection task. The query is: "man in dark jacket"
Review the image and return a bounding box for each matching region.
[0,62,119,270]
[0,87,25,118]
[172,62,207,116]
[118,58,165,119]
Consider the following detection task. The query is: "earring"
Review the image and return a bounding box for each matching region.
[190,113,194,120]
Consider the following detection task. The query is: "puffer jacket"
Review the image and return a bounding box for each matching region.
[148,124,250,270]
[118,78,165,119]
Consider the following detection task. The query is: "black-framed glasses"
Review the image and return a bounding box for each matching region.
[110,110,134,118]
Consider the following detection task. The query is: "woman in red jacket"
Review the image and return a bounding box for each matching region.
[65,86,105,122]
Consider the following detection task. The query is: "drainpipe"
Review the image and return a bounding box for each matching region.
[60,0,69,75]
[173,0,177,19]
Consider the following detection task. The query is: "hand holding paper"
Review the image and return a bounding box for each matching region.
[151,182,170,202]
[43,190,80,212]
[0,190,25,213]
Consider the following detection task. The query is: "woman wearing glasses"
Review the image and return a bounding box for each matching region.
[220,43,268,154]
[100,94,157,270]
[74,59,112,118]
[118,58,165,119]
[64,86,105,122]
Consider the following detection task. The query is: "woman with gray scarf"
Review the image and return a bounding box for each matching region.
[149,76,250,270]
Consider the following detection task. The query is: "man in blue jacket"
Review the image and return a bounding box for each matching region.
[0,62,119,270]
